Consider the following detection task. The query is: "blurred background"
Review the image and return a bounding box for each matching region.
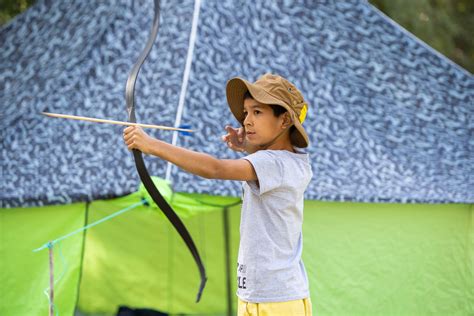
[2,0,472,73]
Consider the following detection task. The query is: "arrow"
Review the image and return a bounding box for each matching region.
[42,112,195,133]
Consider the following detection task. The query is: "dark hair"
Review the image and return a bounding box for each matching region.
[243,91,287,117]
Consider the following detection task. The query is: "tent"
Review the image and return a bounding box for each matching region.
[1,0,472,315]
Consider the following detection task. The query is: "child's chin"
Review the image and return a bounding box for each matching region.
[246,138,257,145]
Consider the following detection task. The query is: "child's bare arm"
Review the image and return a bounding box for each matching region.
[123,126,257,181]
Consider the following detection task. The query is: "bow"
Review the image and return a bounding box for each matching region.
[124,0,207,302]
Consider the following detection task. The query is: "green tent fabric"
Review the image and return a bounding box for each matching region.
[77,192,241,315]
[304,201,474,315]
[0,203,85,315]
[1,182,473,315]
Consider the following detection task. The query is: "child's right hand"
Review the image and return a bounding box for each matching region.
[221,125,246,152]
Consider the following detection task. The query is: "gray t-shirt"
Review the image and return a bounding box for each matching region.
[237,149,313,303]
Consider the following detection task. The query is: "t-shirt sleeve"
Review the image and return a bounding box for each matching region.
[243,150,283,195]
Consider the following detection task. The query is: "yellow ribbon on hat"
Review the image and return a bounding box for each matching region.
[299,104,307,123]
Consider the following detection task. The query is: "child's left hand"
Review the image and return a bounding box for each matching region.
[123,126,155,155]
[221,125,246,152]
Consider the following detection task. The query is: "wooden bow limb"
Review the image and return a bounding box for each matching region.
[42,112,195,133]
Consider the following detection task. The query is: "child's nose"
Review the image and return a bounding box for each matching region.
[243,114,252,126]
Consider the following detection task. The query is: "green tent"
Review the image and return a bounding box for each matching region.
[1,179,473,315]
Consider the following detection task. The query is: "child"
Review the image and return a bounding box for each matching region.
[123,73,313,316]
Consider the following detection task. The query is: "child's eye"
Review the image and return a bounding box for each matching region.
[254,110,261,115]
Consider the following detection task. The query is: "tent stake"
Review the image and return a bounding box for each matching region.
[48,242,54,316]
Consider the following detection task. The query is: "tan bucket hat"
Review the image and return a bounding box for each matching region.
[226,73,310,148]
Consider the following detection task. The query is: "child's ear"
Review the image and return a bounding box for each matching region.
[282,112,292,128]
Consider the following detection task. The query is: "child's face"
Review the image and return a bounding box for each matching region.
[242,98,286,146]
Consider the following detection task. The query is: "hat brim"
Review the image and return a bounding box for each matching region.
[226,77,309,148]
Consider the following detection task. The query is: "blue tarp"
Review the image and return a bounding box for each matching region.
[1,0,473,207]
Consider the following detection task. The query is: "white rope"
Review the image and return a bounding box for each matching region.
[166,0,202,181]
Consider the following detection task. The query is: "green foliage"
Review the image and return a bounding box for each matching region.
[370,0,473,73]
[0,0,35,25]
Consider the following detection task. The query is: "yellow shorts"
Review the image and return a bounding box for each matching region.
[238,297,312,316]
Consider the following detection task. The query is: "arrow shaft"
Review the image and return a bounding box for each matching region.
[42,112,194,133]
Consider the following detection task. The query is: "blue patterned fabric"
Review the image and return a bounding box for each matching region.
[1,0,472,207]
